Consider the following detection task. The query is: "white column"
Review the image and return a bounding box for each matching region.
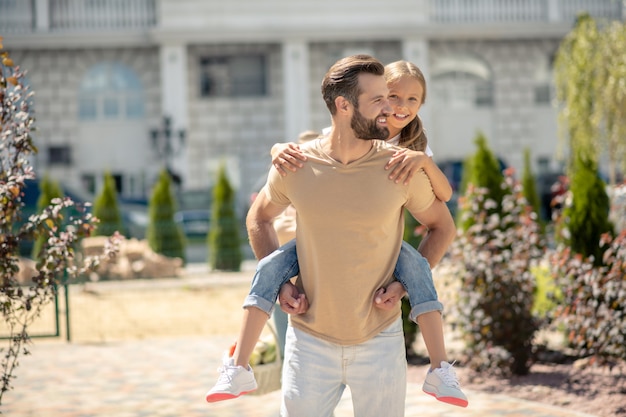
[402,39,432,141]
[547,0,559,22]
[282,41,311,142]
[35,0,49,31]
[159,44,189,184]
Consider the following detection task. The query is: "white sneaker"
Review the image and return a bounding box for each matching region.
[422,361,468,408]
[205,355,257,403]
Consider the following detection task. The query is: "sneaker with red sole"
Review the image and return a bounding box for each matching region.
[205,355,257,403]
[422,361,468,408]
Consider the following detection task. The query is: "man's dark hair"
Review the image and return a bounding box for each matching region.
[321,54,385,115]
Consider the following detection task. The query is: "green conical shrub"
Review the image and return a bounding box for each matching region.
[521,148,541,217]
[559,155,613,265]
[146,169,186,262]
[457,132,505,230]
[208,164,242,271]
[92,171,124,237]
[31,175,64,258]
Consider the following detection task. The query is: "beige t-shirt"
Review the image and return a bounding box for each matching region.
[272,205,297,245]
[264,139,435,345]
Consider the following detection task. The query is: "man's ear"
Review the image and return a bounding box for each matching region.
[335,96,351,114]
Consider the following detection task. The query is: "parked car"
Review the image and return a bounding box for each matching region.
[174,209,211,241]
[178,188,213,211]
[118,199,150,240]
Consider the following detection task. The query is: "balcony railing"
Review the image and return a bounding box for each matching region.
[0,1,35,34]
[50,0,156,31]
[557,0,624,22]
[0,0,156,34]
[0,0,623,35]
[429,0,624,23]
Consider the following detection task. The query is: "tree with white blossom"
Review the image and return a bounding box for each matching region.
[0,38,120,406]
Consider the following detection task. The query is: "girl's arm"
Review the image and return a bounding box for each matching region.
[385,149,453,202]
[271,142,307,177]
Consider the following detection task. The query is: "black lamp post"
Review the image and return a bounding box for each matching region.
[150,115,186,185]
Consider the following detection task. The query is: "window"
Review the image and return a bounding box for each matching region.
[126,96,144,118]
[78,62,145,120]
[534,85,552,104]
[81,174,96,195]
[534,53,555,105]
[112,173,123,194]
[78,97,97,119]
[103,96,119,118]
[431,54,494,108]
[48,145,72,166]
[200,54,267,97]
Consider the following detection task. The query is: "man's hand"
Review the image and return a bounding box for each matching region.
[278,281,309,314]
[373,281,406,311]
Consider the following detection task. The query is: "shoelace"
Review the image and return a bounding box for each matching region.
[434,362,460,388]
[215,365,237,385]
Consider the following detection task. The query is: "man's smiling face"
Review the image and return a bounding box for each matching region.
[351,72,391,140]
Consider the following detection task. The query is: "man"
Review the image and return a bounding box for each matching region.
[246,54,456,417]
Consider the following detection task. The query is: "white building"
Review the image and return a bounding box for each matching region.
[2,0,624,209]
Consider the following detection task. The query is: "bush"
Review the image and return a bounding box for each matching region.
[549,231,626,364]
[208,164,242,271]
[556,156,613,266]
[521,148,541,218]
[457,132,505,230]
[92,171,124,237]
[31,176,64,258]
[0,40,119,405]
[531,264,562,319]
[448,169,544,376]
[146,170,186,262]
[608,183,626,233]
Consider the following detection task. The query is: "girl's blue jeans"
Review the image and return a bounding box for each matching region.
[243,239,443,323]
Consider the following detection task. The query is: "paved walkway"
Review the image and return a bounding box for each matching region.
[2,336,598,417]
[2,263,599,417]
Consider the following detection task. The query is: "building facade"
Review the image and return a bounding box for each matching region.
[2,0,624,209]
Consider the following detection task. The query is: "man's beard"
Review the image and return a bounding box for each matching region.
[351,108,389,140]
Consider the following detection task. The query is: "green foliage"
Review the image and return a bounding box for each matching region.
[31,176,64,258]
[557,156,613,266]
[401,213,423,356]
[531,265,562,318]
[1,43,117,405]
[401,296,418,356]
[92,172,124,237]
[555,14,626,184]
[554,13,599,168]
[549,231,626,364]
[521,148,541,217]
[403,209,422,248]
[449,170,544,376]
[457,132,505,231]
[146,170,186,261]
[208,164,242,271]
[593,20,626,185]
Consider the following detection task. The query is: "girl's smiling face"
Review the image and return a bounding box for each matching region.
[386,75,425,138]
